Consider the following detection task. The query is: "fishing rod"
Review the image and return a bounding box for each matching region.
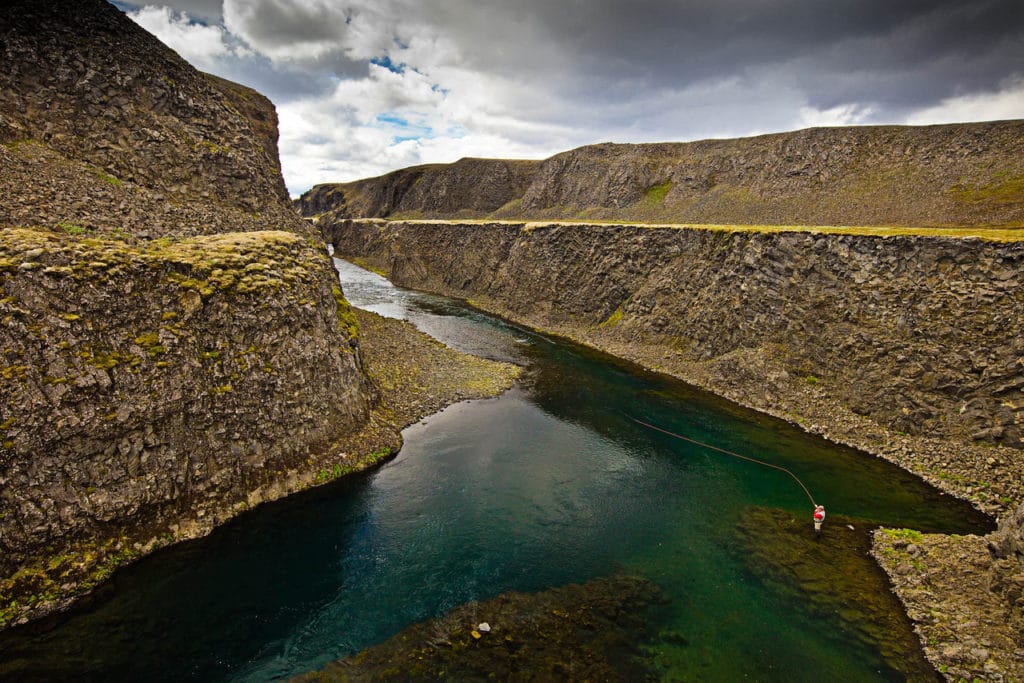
[626,415,818,508]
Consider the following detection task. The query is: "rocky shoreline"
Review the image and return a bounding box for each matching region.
[872,523,1024,682]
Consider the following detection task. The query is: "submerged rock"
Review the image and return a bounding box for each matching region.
[733,506,940,681]
[294,575,665,682]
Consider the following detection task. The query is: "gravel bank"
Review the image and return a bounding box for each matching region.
[355,307,521,429]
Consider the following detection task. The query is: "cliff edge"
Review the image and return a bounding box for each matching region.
[0,0,375,628]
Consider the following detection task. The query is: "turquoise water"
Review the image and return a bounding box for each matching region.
[0,259,991,681]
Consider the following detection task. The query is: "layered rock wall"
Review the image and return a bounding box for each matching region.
[298,158,539,220]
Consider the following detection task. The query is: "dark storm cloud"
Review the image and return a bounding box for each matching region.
[424,0,1023,112]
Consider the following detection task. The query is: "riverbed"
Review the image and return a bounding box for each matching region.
[0,259,992,681]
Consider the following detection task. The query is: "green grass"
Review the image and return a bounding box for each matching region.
[599,306,624,327]
[57,222,87,235]
[375,218,1024,242]
[643,181,673,205]
[948,173,1024,204]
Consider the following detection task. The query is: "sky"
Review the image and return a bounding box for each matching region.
[111,0,1024,196]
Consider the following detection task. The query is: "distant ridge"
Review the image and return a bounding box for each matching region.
[299,120,1024,228]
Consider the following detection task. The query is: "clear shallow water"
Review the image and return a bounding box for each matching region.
[0,259,991,681]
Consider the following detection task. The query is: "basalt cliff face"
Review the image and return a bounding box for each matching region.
[301,121,1024,227]
[0,0,376,627]
[327,220,1024,509]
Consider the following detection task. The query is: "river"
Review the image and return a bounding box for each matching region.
[0,258,991,681]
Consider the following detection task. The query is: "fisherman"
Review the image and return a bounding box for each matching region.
[813,504,826,536]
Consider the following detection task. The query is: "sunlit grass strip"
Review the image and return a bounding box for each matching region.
[367,218,1024,243]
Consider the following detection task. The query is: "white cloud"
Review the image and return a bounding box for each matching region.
[127,5,250,70]
[904,75,1024,125]
[798,103,876,128]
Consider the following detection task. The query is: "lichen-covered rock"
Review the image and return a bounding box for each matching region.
[0,228,374,624]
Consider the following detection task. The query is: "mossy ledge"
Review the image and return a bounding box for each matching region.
[0,226,378,629]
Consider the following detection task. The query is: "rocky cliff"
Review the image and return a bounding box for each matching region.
[328,219,1024,511]
[0,0,377,627]
[301,121,1024,227]
[297,157,539,220]
[0,0,294,235]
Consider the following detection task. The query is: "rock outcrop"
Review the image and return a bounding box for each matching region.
[873,519,1024,682]
[0,0,294,235]
[0,0,378,627]
[300,121,1024,227]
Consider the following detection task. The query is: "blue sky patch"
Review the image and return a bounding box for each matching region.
[370,56,405,74]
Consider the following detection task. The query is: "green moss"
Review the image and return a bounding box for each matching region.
[315,447,393,485]
[880,528,925,543]
[133,332,161,352]
[332,285,360,340]
[89,168,123,187]
[161,311,178,321]
[0,536,140,629]
[804,374,820,385]
[199,351,220,361]
[599,305,624,327]
[57,222,87,235]
[1,365,29,381]
[209,384,233,394]
[643,180,673,205]
[76,348,141,371]
[948,173,1024,204]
